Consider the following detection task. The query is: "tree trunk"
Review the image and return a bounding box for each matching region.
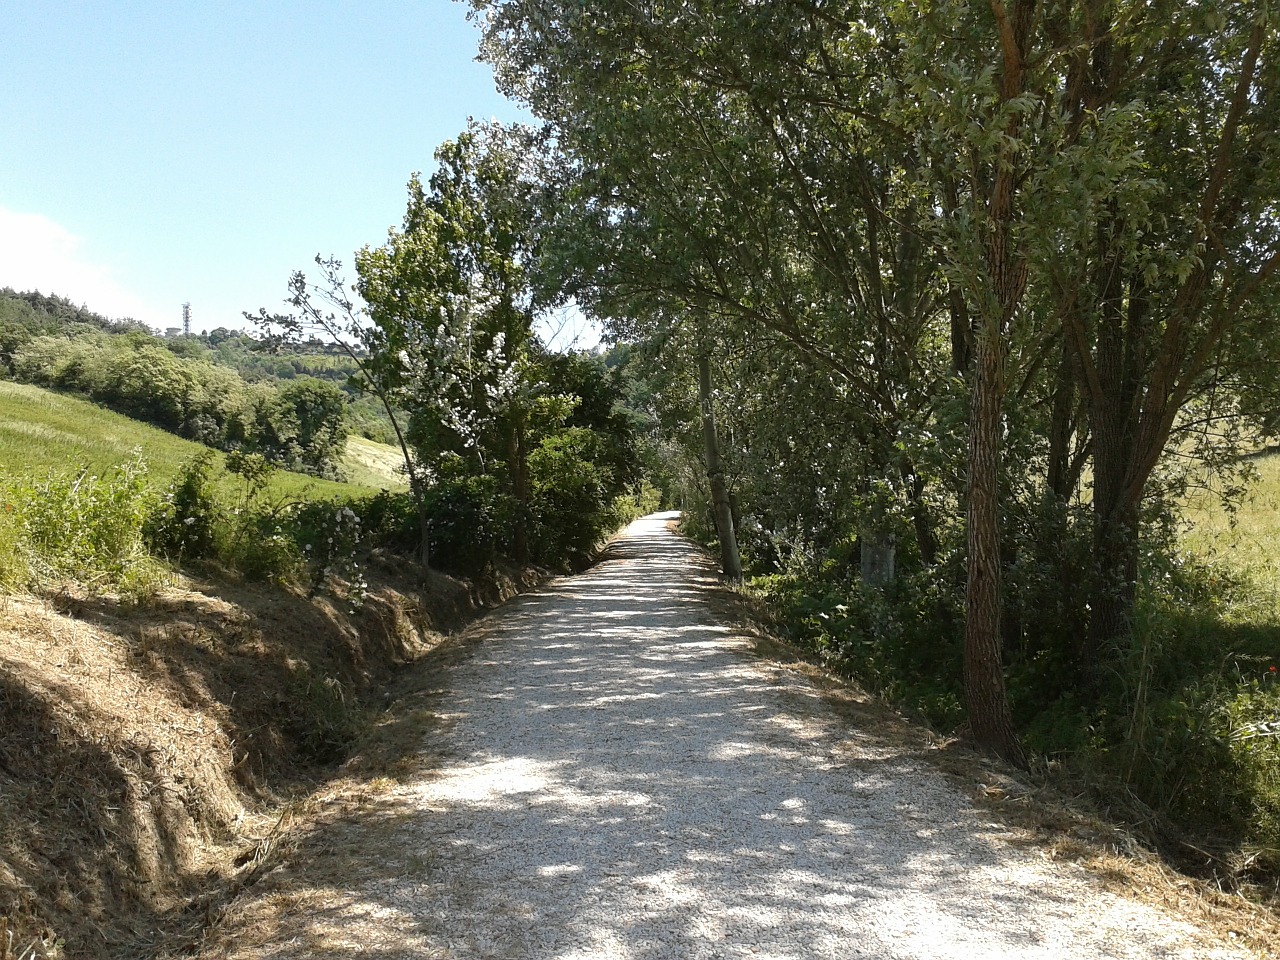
[1092,490,1140,661]
[698,352,742,580]
[1046,338,1078,502]
[958,0,1035,770]
[410,475,432,568]
[860,471,896,589]
[905,463,940,567]
[965,329,1027,768]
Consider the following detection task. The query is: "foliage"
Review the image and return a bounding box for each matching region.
[293,501,368,606]
[241,377,349,477]
[423,471,514,573]
[0,453,166,597]
[146,451,222,561]
[251,122,642,573]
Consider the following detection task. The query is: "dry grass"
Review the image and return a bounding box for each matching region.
[0,555,542,960]
[339,437,409,492]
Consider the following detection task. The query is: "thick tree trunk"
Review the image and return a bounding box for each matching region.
[959,0,1034,770]
[1081,198,1142,672]
[1092,491,1140,662]
[698,353,742,580]
[966,330,1027,769]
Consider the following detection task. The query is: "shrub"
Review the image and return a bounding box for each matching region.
[284,667,364,764]
[1,453,165,596]
[609,479,665,527]
[1219,677,1280,874]
[220,452,302,583]
[424,472,513,573]
[146,452,222,561]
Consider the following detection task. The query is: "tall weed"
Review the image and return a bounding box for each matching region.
[0,452,165,596]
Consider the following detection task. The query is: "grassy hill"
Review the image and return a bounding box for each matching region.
[342,435,410,491]
[0,381,381,500]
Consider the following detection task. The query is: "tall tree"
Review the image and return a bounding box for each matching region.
[358,121,557,563]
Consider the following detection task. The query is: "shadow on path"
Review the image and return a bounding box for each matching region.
[200,513,1238,960]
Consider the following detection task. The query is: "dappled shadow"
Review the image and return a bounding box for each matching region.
[204,513,1228,960]
[52,570,453,789]
[0,665,220,958]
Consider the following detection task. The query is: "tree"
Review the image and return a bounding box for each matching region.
[471,0,1025,755]
[1052,3,1280,668]
[356,121,557,563]
[249,258,433,564]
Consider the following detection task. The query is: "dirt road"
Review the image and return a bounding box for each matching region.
[195,513,1248,959]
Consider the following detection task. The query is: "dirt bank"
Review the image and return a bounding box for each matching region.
[0,555,541,959]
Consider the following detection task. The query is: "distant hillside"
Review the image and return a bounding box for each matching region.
[0,380,377,500]
[0,287,398,449]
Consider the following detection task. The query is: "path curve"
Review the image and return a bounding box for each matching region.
[203,513,1245,959]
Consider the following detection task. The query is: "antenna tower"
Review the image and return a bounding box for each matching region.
[182,302,192,336]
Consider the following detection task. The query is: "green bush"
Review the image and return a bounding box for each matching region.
[218,452,303,583]
[339,490,420,554]
[425,472,514,573]
[0,453,165,595]
[610,479,665,527]
[146,452,222,560]
[528,427,614,567]
[284,667,364,764]
[1219,678,1280,873]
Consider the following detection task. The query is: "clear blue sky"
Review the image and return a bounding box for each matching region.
[0,0,554,337]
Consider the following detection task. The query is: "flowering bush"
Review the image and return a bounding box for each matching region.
[304,503,368,609]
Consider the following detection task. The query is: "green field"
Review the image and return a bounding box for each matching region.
[0,381,380,501]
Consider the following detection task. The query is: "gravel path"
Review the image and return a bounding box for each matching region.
[202,513,1247,959]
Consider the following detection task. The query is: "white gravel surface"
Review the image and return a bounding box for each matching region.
[207,513,1248,959]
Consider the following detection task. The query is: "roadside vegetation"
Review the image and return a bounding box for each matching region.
[0,136,653,954]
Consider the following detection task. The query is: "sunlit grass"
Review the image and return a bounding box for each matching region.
[1180,451,1280,601]
[0,381,378,500]
[341,435,409,491]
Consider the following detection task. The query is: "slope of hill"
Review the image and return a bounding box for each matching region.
[341,436,409,491]
[0,381,377,500]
